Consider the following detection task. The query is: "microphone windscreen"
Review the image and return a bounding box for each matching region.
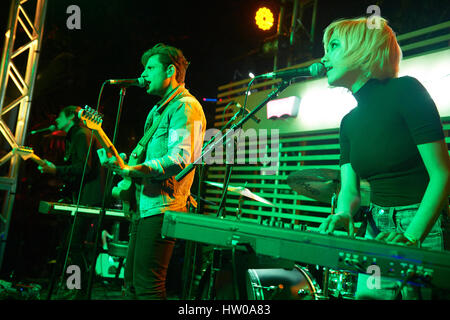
[310,63,326,77]
[137,77,146,88]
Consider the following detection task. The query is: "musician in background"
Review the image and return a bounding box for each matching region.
[103,43,206,300]
[38,105,104,299]
[318,16,450,299]
[38,105,103,205]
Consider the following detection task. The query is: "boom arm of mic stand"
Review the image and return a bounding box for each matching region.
[175,80,290,182]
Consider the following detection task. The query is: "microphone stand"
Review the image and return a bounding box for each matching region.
[181,160,205,300]
[175,79,290,184]
[185,79,290,299]
[86,87,127,299]
[183,107,240,299]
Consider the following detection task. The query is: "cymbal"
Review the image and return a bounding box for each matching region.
[205,181,275,207]
[286,169,370,206]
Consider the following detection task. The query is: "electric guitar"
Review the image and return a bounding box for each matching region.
[77,106,137,218]
[12,146,47,167]
[12,146,72,197]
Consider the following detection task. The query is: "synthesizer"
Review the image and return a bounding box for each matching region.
[38,201,126,220]
[162,211,450,290]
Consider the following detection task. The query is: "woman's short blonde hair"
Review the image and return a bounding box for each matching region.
[323,16,402,80]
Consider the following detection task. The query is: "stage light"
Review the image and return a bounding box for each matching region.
[249,72,255,79]
[255,7,274,31]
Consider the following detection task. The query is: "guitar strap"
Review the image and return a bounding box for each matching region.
[130,85,185,164]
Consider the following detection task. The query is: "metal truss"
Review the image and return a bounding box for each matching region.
[0,0,47,269]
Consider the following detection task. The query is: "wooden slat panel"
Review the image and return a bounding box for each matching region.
[228,143,340,152]
[207,164,340,171]
[207,174,285,180]
[280,144,340,152]
[280,154,339,161]
[204,205,327,224]
[205,195,330,212]
[279,133,339,143]
[205,189,314,202]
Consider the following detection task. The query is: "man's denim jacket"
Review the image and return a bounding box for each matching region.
[137,84,206,218]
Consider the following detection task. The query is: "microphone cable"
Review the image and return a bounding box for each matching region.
[53,80,109,298]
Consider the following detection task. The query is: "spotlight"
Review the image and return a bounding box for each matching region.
[255,7,274,31]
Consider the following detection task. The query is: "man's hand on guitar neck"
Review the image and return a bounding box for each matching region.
[38,160,57,175]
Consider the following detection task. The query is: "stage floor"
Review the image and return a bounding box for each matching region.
[0,277,181,300]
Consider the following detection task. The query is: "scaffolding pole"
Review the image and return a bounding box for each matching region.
[0,0,48,269]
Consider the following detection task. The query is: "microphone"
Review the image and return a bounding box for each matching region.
[30,125,56,135]
[257,63,325,80]
[108,77,146,88]
[236,102,261,124]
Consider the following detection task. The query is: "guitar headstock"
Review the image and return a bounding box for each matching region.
[12,146,35,160]
[78,105,103,131]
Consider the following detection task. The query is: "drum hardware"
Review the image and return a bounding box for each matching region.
[323,185,339,298]
[323,267,330,298]
[297,289,310,297]
[235,185,246,220]
[250,283,284,299]
[204,240,249,300]
[205,247,225,300]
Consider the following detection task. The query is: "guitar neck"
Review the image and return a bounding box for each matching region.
[92,129,125,169]
[29,154,46,167]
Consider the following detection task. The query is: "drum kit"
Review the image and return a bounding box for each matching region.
[206,168,371,300]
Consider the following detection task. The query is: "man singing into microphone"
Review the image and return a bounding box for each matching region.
[38,105,104,299]
[103,43,206,300]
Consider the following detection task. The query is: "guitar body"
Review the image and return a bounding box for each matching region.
[112,178,136,216]
[111,145,145,219]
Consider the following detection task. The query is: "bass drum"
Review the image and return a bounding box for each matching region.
[246,265,321,300]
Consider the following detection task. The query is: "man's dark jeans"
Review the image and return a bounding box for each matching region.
[124,214,175,299]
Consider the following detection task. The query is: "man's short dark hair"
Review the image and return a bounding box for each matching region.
[141,43,189,83]
[62,105,81,125]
